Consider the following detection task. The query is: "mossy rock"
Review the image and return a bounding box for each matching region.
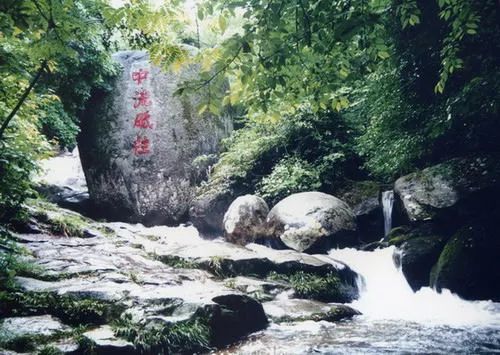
[430,217,500,301]
[394,155,500,223]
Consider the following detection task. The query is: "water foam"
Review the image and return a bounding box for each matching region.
[329,246,500,327]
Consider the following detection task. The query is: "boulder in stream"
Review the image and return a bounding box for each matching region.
[223,194,270,245]
[267,191,358,253]
[430,217,500,301]
[394,155,500,223]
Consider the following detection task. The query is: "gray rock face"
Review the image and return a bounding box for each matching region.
[223,195,270,245]
[267,192,358,253]
[339,181,383,244]
[430,217,500,301]
[394,155,500,222]
[390,225,447,291]
[263,299,360,323]
[190,177,239,237]
[0,315,69,339]
[79,49,232,225]
[83,326,135,355]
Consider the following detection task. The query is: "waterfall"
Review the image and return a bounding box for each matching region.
[329,247,500,326]
[382,190,394,237]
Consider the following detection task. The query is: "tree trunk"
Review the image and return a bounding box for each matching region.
[0,61,47,142]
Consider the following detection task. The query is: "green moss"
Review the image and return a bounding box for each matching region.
[157,255,199,270]
[0,291,123,326]
[0,230,42,290]
[37,345,64,355]
[337,180,381,207]
[26,199,115,238]
[113,313,212,354]
[0,326,86,353]
[268,271,343,302]
[430,232,464,286]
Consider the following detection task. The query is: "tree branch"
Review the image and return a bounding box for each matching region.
[0,61,47,142]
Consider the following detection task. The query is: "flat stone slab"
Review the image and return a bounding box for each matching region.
[0,315,69,340]
[263,299,361,323]
[83,325,135,354]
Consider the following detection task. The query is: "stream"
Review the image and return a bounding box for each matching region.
[36,151,500,354]
[220,246,500,354]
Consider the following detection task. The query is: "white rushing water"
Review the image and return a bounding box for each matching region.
[329,246,500,327]
[381,190,394,237]
[35,147,87,192]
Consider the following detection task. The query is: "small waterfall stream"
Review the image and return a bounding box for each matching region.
[382,190,394,237]
[329,247,500,326]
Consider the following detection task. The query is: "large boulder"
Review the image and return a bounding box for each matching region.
[430,217,500,301]
[394,155,500,223]
[390,225,447,291]
[79,49,232,225]
[223,195,270,245]
[267,192,357,253]
[339,181,383,244]
[189,177,240,238]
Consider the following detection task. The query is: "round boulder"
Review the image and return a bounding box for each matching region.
[223,195,269,245]
[267,191,357,253]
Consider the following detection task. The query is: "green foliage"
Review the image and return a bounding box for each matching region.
[37,97,79,150]
[0,291,120,326]
[113,313,212,354]
[0,230,39,290]
[37,346,64,355]
[0,0,122,219]
[258,156,321,205]
[268,271,343,302]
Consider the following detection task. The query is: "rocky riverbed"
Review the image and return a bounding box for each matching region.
[0,200,359,354]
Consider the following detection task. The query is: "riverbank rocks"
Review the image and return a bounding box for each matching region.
[390,225,447,291]
[267,192,357,253]
[263,299,360,323]
[223,195,269,245]
[430,217,500,301]
[394,155,500,223]
[0,200,362,353]
[78,49,232,226]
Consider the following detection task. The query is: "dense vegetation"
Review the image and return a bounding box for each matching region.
[0,0,498,211]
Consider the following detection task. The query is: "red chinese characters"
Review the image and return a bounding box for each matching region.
[134,111,153,129]
[132,68,149,85]
[133,89,152,109]
[131,67,153,156]
[132,136,151,155]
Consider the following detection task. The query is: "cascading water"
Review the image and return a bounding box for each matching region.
[329,246,500,326]
[381,190,394,237]
[228,247,500,354]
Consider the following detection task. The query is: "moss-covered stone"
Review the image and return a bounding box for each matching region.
[430,217,500,301]
[0,291,123,326]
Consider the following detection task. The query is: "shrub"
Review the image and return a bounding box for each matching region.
[257,156,321,205]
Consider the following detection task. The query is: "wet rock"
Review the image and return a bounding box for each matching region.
[0,315,72,352]
[79,49,232,226]
[83,326,135,355]
[339,181,383,244]
[45,338,80,354]
[263,298,360,323]
[224,276,291,301]
[430,217,500,301]
[208,294,268,347]
[267,192,358,253]
[392,228,447,291]
[190,178,239,238]
[394,155,500,223]
[223,195,270,245]
[0,315,70,339]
